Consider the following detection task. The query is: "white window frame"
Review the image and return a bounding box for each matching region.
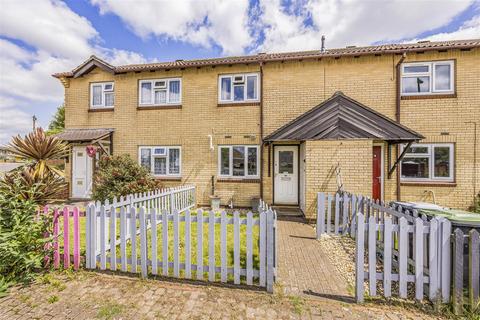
[400,60,454,96]
[138,78,182,106]
[218,73,260,103]
[138,146,182,177]
[218,145,260,179]
[90,82,114,109]
[400,143,454,182]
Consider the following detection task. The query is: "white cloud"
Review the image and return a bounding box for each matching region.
[91,0,253,55]
[0,0,148,144]
[257,0,478,52]
[408,15,480,42]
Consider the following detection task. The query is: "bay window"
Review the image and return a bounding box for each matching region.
[218,73,260,103]
[139,78,181,106]
[139,146,181,177]
[401,61,454,96]
[400,143,454,182]
[90,82,114,108]
[218,145,259,178]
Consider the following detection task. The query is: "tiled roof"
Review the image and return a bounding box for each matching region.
[264,92,424,143]
[53,39,480,78]
[55,128,114,142]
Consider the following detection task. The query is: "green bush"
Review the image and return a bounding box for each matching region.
[0,178,53,292]
[92,154,162,201]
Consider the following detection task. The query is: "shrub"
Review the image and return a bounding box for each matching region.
[0,177,53,292]
[92,154,161,201]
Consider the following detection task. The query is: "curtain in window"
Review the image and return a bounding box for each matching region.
[105,92,114,106]
[92,85,102,105]
[140,148,151,171]
[247,76,257,100]
[154,157,167,175]
[154,89,167,104]
[169,80,181,103]
[169,148,180,174]
[221,77,231,100]
[141,82,152,104]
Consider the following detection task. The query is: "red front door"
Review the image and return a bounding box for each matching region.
[372,146,382,200]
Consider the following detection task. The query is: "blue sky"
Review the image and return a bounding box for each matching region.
[0,0,479,144]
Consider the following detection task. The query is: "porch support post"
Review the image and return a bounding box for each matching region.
[388,141,413,178]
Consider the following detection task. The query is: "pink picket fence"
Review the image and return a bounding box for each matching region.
[45,206,84,270]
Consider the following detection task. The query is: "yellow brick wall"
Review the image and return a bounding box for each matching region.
[63,47,480,211]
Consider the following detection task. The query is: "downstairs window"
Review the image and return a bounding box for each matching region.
[139,146,181,177]
[218,145,259,178]
[400,143,454,182]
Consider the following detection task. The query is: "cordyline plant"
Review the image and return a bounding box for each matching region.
[1,128,69,204]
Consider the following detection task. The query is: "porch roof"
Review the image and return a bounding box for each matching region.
[264,92,424,144]
[55,128,114,142]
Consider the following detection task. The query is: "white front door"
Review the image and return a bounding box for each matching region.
[274,146,298,205]
[72,146,93,198]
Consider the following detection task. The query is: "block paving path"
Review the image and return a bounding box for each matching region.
[276,217,352,300]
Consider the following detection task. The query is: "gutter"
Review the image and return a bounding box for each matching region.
[395,52,407,201]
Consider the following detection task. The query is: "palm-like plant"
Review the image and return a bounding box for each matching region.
[6,128,68,178]
[1,128,69,204]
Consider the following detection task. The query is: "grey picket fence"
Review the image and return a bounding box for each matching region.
[451,228,480,315]
[85,197,277,292]
[316,192,453,303]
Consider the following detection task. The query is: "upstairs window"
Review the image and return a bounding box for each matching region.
[400,143,454,182]
[218,73,260,103]
[90,82,114,108]
[401,61,454,96]
[218,145,259,178]
[139,78,181,106]
[139,146,181,177]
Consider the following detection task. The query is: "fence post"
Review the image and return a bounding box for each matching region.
[316,193,325,239]
[266,209,275,293]
[452,229,464,315]
[85,204,92,269]
[355,212,365,302]
[429,217,439,301]
[469,229,480,308]
[170,190,175,214]
[441,218,452,303]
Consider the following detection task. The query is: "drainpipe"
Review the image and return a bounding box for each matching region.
[259,61,264,200]
[395,52,407,201]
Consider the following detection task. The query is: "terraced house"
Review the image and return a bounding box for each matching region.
[53,39,480,219]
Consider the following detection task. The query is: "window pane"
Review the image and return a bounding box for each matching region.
[232,146,245,176]
[402,76,430,93]
[92,85,102,106]
[220,147,230,175]
[404,65,429,73]
[434,146,450,178]
[401,157,429,179]
[434,64,451,91]
[406,145,429,154]
[154,89,167,104]
[169,80,181,102]
[246,76,257,100]
[140,148,151,171]
[221,77,231,101]
[104,92,114,107]
[169,148,180,174]
[141,82,152,104]
[233,85,244,101]
[247,147,257,176]
[279,151,294,174]
[154,157,167,175]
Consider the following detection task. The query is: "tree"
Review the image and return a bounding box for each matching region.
[47,105,65,135]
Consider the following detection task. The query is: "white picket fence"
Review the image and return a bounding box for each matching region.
[316,192,452,303]
[85,191,277,292]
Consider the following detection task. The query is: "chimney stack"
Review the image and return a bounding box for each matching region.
[321,35,326,52]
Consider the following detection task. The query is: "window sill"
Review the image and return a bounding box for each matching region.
[154,177,182,181]
[217,178,261,183]
[401,93,456,100]
[137,105,182,110]
[400,181,456,187]
[217,102,261,107]
[89,108,114,112]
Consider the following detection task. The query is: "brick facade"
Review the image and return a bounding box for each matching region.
[60,47,480,218]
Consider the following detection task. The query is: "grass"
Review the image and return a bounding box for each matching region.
[96,301,124,320]
[57,210,260,280]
